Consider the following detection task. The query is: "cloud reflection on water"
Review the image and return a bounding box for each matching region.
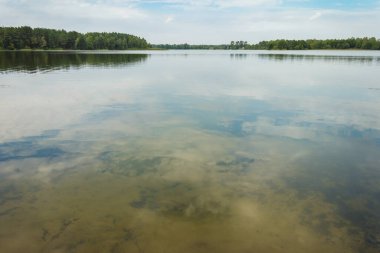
[0,51,380,252]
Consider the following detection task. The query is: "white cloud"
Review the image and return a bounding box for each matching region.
[56,1,146,20]
[0,0,146,22]
[309,11,322,21]
[215,0,281,8]
[165,16,174,23]
[109,0,282,9]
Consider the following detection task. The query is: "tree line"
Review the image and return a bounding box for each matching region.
[153,43,229,50]
[0,26,149,50]
[250,38,380,50]
[1,26,379,51]
[154,37,380,50]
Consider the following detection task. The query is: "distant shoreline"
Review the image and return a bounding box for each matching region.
[0,48,378,52]
[0,48,164,51]
[153,38,380,50]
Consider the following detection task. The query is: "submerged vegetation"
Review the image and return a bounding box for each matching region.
[1,48,380,252]
[0,26,149,50]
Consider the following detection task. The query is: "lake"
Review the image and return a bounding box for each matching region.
[0,50,380,253]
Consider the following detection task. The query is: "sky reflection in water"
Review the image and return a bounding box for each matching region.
[0,51,380,253]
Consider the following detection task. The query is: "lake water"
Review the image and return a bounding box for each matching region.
[0,50,380,253]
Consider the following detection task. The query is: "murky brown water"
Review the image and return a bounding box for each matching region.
[0,50,380,253]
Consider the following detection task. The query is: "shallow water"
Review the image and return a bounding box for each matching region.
[0,50,380,253]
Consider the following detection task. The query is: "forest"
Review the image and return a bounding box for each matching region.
[1,26,379,51]
[155,38,380,50]
[250,38,380,50]
[0,26,149,50]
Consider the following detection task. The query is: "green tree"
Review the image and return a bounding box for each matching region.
[75,35,87,50]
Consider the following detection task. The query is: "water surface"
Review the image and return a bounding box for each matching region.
[0,50,380,253]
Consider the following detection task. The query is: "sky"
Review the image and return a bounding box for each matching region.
[0,0,379,44]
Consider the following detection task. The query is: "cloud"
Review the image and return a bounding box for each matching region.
[0,0,146,22]
[215,0,281,8]
[165,16,174,23]
[309,11,322,21]
[103,0,282,9]
[51,2,146,20]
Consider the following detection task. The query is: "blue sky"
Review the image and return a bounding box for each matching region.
[284,0,378,8]
[135,0,379,9]
[0,0,379,43]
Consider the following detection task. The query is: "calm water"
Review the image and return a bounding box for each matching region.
[0,50,380,253]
